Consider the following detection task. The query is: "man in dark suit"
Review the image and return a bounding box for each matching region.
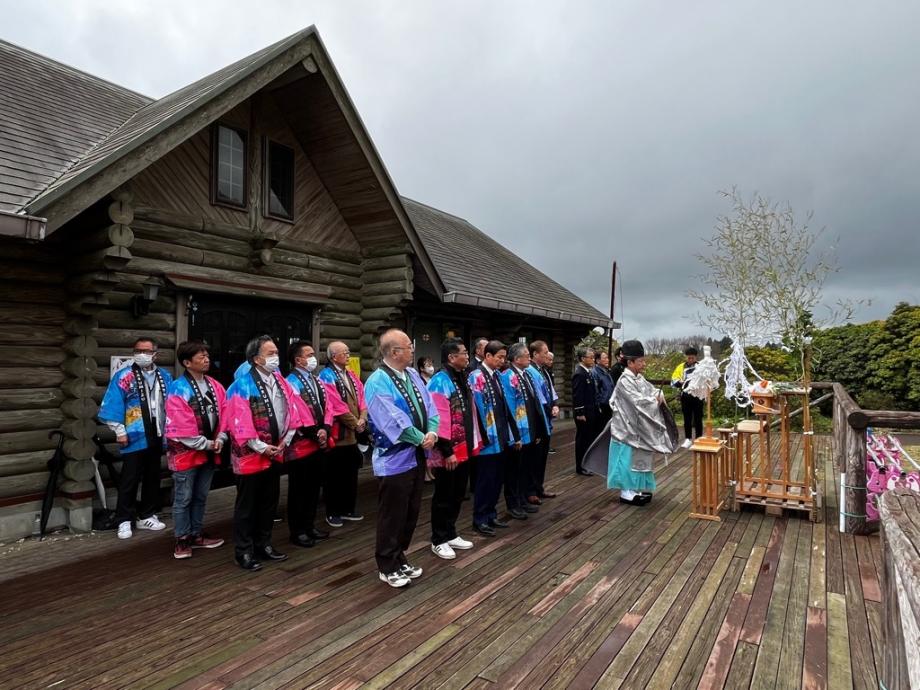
[571,347,600,475]
[466,337,488,376]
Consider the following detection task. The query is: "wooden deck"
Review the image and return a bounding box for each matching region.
[0,430,884,689]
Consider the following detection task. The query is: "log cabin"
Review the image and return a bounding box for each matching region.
[0,27,612,539]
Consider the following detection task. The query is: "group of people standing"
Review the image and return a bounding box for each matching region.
[98,329,561,588]
[99,336,367,569]
[571,345,625,475]
[361,332,559,587]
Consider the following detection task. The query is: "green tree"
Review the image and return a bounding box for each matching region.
[867,302,920,409]
[812,320,884,403]
[745,345,794,382]
[577,329,616,358]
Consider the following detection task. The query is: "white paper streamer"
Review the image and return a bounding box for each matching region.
[686,345,720,400]
[721,338,763,408]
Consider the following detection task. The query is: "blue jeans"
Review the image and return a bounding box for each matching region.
[172,464,216,538]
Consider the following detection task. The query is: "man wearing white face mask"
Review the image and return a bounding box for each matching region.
[285,341,344,548]
[100,337,174,539]
[225,335,311,571]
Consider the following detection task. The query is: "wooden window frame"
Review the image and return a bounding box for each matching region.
[210,123,249,211]
[263,138,296,223]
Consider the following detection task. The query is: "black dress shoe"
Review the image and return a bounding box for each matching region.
[576,469,592,476]
[307,527,330,540]
[236,553,263,571]
[490,518,510,528]
[636,493,653,505]
[522,504,538,513]
[473,523,496,537]
[290,534,316,548]
[509,508,528,520]
[260,545,288,562]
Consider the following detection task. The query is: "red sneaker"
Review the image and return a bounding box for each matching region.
[174,538,192,559]
[191,534,224,549]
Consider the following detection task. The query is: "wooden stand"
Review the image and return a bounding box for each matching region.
[732,390,818,520]
[690,441,728,521]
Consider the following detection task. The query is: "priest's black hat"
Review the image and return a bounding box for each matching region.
[621,340,645,358]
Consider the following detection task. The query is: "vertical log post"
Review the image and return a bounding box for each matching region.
[59,190,135,530]
[357,247,413,377]
[833,383,869,534]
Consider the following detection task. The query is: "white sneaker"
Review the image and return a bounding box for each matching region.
[681,439,693,449]
[117,521,132,539]
[432,543,457,560]
[399,563,423,579]
[136,515,166,531]
[447,536,474,550]
[379,571,411,588]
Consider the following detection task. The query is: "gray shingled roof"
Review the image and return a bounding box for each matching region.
[24,28,316,214]
[402,197,612,328]
[0,38,150,212]
[0,34,607,329]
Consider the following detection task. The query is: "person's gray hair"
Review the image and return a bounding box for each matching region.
[508,342,529,361]
[326,341,348,360]
[246,334,274,362]
[575,346,594,361]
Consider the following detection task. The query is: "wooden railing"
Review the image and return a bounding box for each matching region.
[820,381,920,535]
[879,488,920,690]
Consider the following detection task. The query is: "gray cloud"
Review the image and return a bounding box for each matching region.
[2,0,917,337]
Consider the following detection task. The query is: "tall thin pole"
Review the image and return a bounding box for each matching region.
[607,260,617,356]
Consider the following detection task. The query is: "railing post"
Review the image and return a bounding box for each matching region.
[844,420,868,535]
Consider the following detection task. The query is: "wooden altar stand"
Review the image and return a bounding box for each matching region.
[732,390,818,520]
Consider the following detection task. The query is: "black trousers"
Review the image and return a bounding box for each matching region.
[430,462,471,545]
[114,442,162,523]
[680,393,704,439]
[597,405,612,429]
[287,453,324,537]
[574,418,596,472]
[524,439,549,497]
[466,455,478,497]
[326,444,361,516]
[473,451,505,525]
[503,446,527,511]
[234,466,280,560]
[375,455,424,574]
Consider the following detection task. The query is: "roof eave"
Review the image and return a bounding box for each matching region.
[443,291,614,329]
[0,209,47,241]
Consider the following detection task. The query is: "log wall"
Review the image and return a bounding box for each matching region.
[358,245,414,373]
[0,244,66,499]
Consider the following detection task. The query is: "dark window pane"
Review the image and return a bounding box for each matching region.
[215,125,246,206]
[267,141,294,219]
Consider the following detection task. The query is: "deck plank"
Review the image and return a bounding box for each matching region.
[0,432,882,690]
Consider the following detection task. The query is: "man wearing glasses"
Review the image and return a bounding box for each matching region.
[318,341,368,528]
[100,337,174,539]
[364,330,440,587]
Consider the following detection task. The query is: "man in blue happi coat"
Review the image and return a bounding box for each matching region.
[365,329,439,588]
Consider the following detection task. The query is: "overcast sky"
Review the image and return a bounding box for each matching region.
[3,1,918,338]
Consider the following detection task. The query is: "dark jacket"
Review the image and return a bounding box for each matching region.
[610,360,626,387]
[572,365,600,421]
[594,365,614,407]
